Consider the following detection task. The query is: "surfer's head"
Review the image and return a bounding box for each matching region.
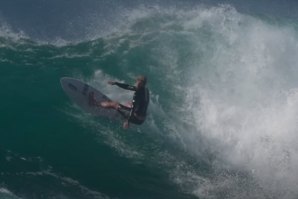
[136,75,147,88]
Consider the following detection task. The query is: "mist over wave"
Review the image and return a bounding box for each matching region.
[1,2,298,199]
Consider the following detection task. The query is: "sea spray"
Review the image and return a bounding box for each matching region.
[183,5,298,199]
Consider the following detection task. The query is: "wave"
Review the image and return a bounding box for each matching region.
[179,5,298,199]
[1,4,298,199]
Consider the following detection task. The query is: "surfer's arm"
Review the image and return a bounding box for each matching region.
[113,82,136,91]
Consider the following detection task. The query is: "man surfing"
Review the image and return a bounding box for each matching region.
[89,75,149,129]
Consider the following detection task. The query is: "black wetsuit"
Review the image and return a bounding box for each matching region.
[114,82,149,125]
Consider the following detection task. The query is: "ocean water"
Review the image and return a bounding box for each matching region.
[1,1,298,199]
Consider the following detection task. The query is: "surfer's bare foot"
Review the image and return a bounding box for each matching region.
[88,92,96,106]
[100,101,109,108]
[123,120,129,129]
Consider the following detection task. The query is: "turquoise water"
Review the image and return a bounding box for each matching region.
[1,2,298,199]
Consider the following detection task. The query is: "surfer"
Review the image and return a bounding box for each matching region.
[90,75,149,129]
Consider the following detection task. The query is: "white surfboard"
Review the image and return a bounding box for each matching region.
[60,77,124,120]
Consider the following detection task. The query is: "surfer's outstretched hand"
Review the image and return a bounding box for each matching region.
[108,80,116,85]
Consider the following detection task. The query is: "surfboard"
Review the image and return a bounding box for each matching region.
[60,77,124,120]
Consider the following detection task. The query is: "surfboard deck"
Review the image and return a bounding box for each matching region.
[60,77,124,120]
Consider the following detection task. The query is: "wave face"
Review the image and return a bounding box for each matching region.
[1,1,298,199]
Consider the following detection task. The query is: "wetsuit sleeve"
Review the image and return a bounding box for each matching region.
[114,82,136,91]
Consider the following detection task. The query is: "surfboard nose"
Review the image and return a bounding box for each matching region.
[60,77,75,92]
[60,77,71,85]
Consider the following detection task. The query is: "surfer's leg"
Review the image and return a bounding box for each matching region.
[88,92,117,108]
[100,101,119,109]
[118,103,132,111]
[124,102,132,108]
[117,104,131,120]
